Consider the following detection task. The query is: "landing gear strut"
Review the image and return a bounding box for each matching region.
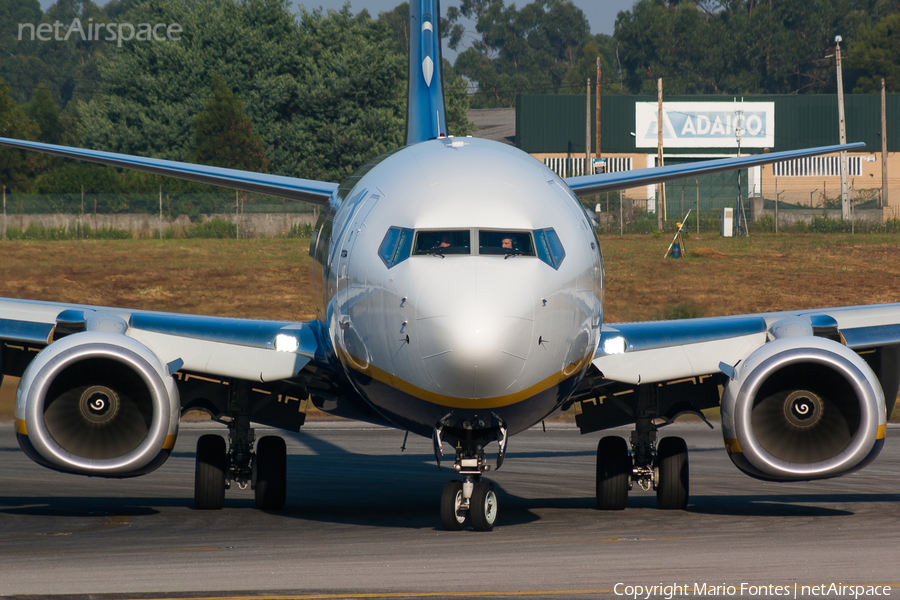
[436,419,504,531]
[595,384,690,510]
[193,381,288,510]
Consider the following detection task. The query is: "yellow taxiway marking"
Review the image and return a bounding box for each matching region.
[102,585,900,600]
[110,593,615,600]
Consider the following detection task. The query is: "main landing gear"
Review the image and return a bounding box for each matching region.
[436,418,506,531]
[596,385,689,510]
[193,382,287,510]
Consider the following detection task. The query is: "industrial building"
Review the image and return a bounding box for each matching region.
[516,94,899,222]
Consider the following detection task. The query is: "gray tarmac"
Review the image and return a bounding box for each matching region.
[1,421,900,599]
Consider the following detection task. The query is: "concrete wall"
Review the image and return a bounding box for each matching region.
[752,192,888,226]
[0,212,318,239]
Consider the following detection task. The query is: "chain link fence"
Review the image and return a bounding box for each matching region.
[0,192,320,240]
[587,184,891,236]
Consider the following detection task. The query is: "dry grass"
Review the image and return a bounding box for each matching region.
[601,233,900,324]
[0,239,317,322]
[3,234,900,421]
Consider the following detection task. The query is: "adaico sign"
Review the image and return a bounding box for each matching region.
[635,101,775,149]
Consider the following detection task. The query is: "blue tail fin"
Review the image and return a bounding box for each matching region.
[406,0,448,145]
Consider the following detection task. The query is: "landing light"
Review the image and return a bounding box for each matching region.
[274,334,300,353]
[602,336,627,355]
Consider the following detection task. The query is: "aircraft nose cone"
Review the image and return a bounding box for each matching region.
[415,262,535,400]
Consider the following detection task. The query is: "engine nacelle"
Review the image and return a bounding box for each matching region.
[15,331,180,477]
[721,336,885,481]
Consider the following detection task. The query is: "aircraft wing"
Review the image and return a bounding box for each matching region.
[565,142,865,197]
[593,303,900,386]
[0,137,338,205]
[0,297,319,384]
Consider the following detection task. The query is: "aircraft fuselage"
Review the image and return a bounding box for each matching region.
[309,137,605,437]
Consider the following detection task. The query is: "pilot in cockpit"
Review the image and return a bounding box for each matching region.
[501,236,519,254]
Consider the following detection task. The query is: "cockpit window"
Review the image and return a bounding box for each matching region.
[413,230,471,255]
[378,227,414,268]
[534,228,565,269]
[478,231,535,256]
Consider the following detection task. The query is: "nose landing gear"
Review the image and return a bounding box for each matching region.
[439,455,499,531]
[435,419,504,531]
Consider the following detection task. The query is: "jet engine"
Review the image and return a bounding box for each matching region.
[720,336,885,481]
[15,331,180,477]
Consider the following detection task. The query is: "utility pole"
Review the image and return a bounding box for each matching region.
[734,99,748,236]
[657,78,665,229]
[585,79,591,176]
[596,58,601,169]
[159,185,163,240]
[882,78,889,209]
[2,185,5,242]
[696,179,699,234]
[835,36,850,220]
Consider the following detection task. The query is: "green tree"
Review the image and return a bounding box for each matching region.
[190,73,268,172]
[615,0,730,94]
[1,0,110,108]
[75,0,411,182]
[25,86,62,144]
[614,0,848,95]
[0,0,45,105]
[0,78,42,191]
[448,0,592,107]
[849,13,900,93]
[559,36,628,96]
[442,59,475,137]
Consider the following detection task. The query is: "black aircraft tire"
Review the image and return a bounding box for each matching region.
[470,480,499,532]
[195,434,227,510]
[596,436,630,510]
[440,481,466,531]
[656,436,689,510]
[255,436,287,510]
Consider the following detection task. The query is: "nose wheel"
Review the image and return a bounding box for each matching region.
[440,478,498,531]
[434,417,506,531]
[440,481,467,530]
[470,480,499,530]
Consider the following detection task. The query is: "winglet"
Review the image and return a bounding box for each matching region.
[406,0,448,145]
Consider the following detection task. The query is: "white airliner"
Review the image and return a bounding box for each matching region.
[0,0,890,531]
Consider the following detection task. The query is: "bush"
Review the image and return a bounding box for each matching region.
[659,303,704,320]
[286,222,315,238]
[752,215,776,233]
[184,218,238,239]
[3,224,130,240]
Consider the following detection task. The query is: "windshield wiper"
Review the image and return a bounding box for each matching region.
[425,250,445,258]
[504,252,523,260]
